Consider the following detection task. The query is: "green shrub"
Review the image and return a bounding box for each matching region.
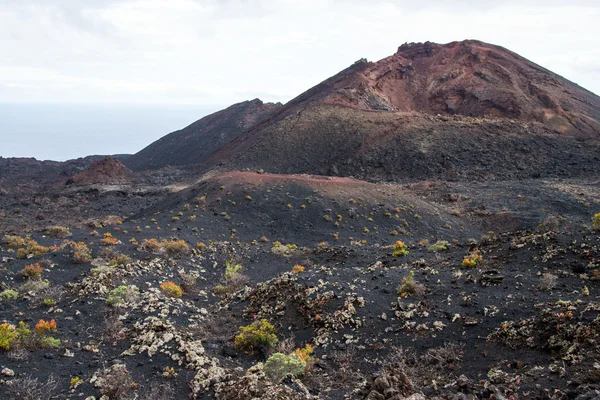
[397,270,425,298]
[263,353,306,380]
[106,285,139,306]
[234,319,278,354]
[392,241,409,257]
[593,213,600,230]
[0,323,18,350]
[0,321,32,351]
[0,289,18,301]
[428,240,449,253]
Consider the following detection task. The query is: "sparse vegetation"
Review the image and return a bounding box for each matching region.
[392,240,409,257]
[234,319,278,354]
[593,212,600,230]
[428,240,449,252]
[0,289,18,301]
[539,273,558,291]
[45,225,70,238]
[20,263,44,280]
[163,239,189,257]
[462,249,483,268]
[160,281,183,298]
[291,265,305,274]
[107,285,140,306]
[397,270,425,298]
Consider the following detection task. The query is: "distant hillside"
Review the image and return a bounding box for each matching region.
[124,99,281,171]
[202,40,600,181]
[66,156,136,185]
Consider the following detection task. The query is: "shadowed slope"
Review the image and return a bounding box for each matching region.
[125,99,281,171]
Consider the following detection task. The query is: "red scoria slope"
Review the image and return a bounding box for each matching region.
[322,40,600,134]
[67,156,136,185]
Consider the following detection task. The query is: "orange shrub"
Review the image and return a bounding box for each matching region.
[100,233,119,246]
[140,238,162,252]
[291,265,305,274]
[21,263,44,280]
[160,281,183,298]
[163,239,189,257]
[35,319,57,335]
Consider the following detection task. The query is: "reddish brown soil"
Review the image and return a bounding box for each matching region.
[67,156,136,185]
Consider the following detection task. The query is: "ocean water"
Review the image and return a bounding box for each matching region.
[0,103,223,161]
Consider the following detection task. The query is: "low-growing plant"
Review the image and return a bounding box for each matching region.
[214,260,249,298]
[196,242,206,251]
[43,298,56,307]
[539,273,558,291]
[3,235,25,247]
[160,281,183,298]
[263,352,306,381]
[17,240,50,259]
[234,319,278,354]
[20,263,44,280]
[291,265,305,274]
[100,233,119,246]
[35,319,57,335]
[109,254,132,267]
[70,376,84,388]
[139,238,162,253]
[5,374,58,400]
[71,242,92,263]
[107,285,140,306]
[163,239,189,257]
[593,213,600,230]
[0,323,18,350]
[45,226,70,238]
[392,240,409,257]
[397,270,426,298]
[0,289,18,301]
[461,249,483,268]
[428,240,450,253]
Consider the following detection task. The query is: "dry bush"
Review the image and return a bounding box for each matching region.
[276,333,296,355]
[539,273,558,291]
[193,312,238,343]
[331,344,364,388]
[6,374,58,400]
[45,225,71,238]
[30,286,64,308]
[95,364,133,399]
[102,309,125,341]
[179,271,198,293]
[139,382,175,400]
[98,246,119,260]
[7,347,29,361]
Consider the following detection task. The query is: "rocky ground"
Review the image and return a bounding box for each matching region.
[0,172,599,399]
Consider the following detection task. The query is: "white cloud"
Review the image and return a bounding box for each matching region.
[0,0,598,106]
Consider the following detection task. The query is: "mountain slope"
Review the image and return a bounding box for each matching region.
[66,156,136,185]
[204,40,600,181]
[125,99,281,171]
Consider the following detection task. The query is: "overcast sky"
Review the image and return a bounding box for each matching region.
[1,0,599,160]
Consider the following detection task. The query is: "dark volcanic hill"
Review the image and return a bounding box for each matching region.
[66,156,136,185]
[124,99,281,171]
[204,40,600,181]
